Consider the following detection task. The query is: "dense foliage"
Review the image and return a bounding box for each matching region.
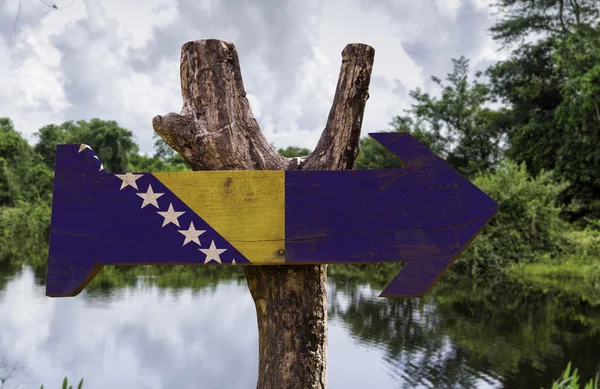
[456,160,571,274]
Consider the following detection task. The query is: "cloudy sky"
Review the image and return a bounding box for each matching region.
[0,0,507,156]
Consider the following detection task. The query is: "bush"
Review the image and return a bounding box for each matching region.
[564,218,600,260]
[456,159,573,275]
[0,200,52,269]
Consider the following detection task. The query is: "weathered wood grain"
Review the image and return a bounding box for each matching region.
[46,39,387,389]
[47,144,252,296]
[153,170,285,264]
[285,132,499,297]
[150,40,375,389]
[47,132,498,298]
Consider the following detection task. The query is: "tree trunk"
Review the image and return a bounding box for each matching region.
[152,39,374,389]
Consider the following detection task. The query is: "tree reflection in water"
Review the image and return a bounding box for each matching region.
[328,268,600,389]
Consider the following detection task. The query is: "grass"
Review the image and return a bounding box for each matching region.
[40,363,598,389]
[506,254,600,306]
[508,260,597,280]
[40,377,83,389]
[545,362,599,389]
[505,219,600,303]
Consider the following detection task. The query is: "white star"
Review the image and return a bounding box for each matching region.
[199,240,227,264]
[136,184,164,208]
[178,221,206,246]
[78,144,91,153]
[157,203,185,227]
[231,258,236,265]
[115,172,144,190]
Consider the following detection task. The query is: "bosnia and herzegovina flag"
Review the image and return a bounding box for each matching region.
[48,143,272,297]
[47,134,499,298]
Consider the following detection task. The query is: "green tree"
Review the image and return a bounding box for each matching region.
[0,200,51,268]
[152,133,188,168]
[128,153,190,172]
[0,158,19,206]
[406,56,505,177]
[0,118,31,164]
[489,0,599,48]
[0,118,53,206]
[552,22,600,219]
[486,39,565,177]
[32,123,70,169]
[34,119,139,172]
[486,0,600,220]
[0,119,54,268]
[276,146,311,158]
[356,57,505,176]
[153,132,175,160]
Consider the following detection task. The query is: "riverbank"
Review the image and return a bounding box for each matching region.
[507,260,600,306]
[504,223,600,305]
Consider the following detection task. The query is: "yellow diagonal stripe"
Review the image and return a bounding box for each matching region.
[152,171,285,264]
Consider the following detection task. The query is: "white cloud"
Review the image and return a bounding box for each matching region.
[0,0,502,156]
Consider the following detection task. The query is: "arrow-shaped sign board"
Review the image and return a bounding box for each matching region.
[46,132,498,298]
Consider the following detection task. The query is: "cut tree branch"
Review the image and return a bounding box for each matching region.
[301,44,375,170]
[152,39,374,389]
[152,40,290,171]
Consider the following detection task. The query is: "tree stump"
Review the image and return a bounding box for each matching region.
[152,39,374,389]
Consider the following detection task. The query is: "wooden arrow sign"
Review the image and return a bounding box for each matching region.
[46,132,498,298]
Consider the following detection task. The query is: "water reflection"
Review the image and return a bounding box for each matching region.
[329,272,600,388]
[0,265,598,389]
[0,267,258,389]
[329,280,503,389]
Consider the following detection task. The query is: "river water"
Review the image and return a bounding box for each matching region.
[0,266,598,389]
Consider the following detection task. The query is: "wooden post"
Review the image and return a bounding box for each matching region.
[152,39,374,389]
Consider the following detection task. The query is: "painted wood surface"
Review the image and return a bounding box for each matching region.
[285,132,498,297]
[153,170,286,265]
[46,132,498,298]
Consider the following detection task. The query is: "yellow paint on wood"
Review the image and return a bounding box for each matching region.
[152,171,285,264]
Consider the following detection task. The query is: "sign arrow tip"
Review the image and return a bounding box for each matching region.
[368,131,499,298]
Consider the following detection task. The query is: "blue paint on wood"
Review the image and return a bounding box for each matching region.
[284,132,498,297]
[47,144,250,297]
[46,133,498,298]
